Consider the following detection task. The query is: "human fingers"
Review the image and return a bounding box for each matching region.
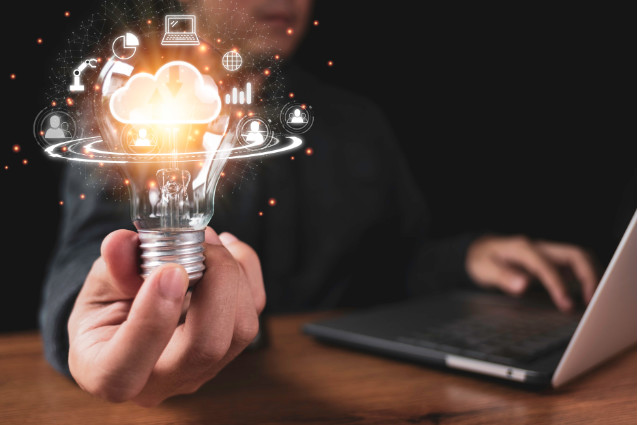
[498,237,573,312]
[470,255,530,296]
[534,241,598,303]
[100,229,143,298]
[219,232,266,314]
[73,265,189,402]
[168,241,241,370]
[132,261,258,407]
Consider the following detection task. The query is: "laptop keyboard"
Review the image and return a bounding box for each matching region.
[396,307,579,366]
[164,34,198,41]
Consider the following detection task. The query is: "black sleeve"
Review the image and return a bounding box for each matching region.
[39,164,132,376]
[370,105,480,296]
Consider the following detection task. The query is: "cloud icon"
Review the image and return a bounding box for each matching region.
[109,61,221,124]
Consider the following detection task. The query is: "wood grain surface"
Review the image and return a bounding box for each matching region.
[0,311,635,424]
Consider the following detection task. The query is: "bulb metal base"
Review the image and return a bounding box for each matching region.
[139,229,205,286]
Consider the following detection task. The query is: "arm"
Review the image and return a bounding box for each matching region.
[40,165,131,376]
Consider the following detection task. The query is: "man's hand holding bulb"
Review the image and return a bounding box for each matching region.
[67,227,265,406]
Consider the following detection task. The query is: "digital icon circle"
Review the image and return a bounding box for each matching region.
[33,108,77,149]
[121,124,161,155]
[112,33,139,60]
[236,116,271,148]
[280,102,314,134]
[222,51,242,71]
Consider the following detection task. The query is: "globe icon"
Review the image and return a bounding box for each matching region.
[222,51,242,71]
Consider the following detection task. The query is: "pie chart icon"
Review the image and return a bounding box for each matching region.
[112,33,139,60]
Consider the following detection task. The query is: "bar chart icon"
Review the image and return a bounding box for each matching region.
[225,82,252,105]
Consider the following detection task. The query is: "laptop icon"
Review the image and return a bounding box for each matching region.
[161,15,200,46]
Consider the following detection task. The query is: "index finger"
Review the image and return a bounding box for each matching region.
[534,241,599,303]
[499,240,573,312]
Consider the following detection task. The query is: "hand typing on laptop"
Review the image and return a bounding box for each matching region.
[466,235,598,312]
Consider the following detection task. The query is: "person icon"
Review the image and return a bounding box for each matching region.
[287,108,307,125]
[44,115,68,140]
[60,121,72,138]
[245,120,265,145]
[133,128,152,146]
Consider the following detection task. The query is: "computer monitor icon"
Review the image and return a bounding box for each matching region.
[161,15,200,46]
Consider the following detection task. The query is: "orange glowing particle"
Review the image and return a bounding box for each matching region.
[268,198,277,206]
[99,162,104,167]
[3,166,7,170]
[236,111,243,118]
[37,38,43,44]
[263,69,271,76]
[289,92,294,98]
[327,60,334,67]
[66,97,74,106]
[258,211,264,216]
[96,58,102,63]
[22,159,28,165]
[64,11,70,17]
[198,161,204,167]
[149,181,156,188]
[220,171,226,177]
[61,146,68,152]
[59,201,64,206]
[51,101,57,106]
[274,54,280,60]
[216,38,221,43]
[147,19,152,24]
[218,80,223,85]
[94,84,100,91]
[12,145,20,152]
[248,112,254,117]
[313,20,319,26]
[10,74,16,80]
[286,28,293,35]
[124,179,130,185]
[199,45,207,52]
[290,156,295,160]
[204,66,210,72]
[306,147,314,156]
[232,47,238,52]
[80,194,86,200]
[39,131,44,136]
[301,104,307,109]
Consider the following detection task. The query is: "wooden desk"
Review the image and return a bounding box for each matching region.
[0,312,635,424]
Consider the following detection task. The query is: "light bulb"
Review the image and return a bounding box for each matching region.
[94,36,237,285]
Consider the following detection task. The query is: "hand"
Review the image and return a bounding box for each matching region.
[67,227,266,406]
[466,235,598,312]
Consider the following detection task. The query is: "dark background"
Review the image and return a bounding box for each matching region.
[1,2,635,331]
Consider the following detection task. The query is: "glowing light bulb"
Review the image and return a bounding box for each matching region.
[94,38,236,285]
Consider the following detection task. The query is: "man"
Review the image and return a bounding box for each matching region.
[40,0,597,406]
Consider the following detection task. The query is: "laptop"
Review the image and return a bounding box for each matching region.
[161,15,200,46]
[304,212,636,387]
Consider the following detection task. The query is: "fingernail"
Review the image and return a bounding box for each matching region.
[158,267,187,301]
[561,297,573,312]
[512,277,526,291]
[219,232,239,245]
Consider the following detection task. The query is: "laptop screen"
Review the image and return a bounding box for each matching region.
[167,17,194,33]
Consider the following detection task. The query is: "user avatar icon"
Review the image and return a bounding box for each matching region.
[44,115,71,140]
[124,125,159,154]
[287,108,308,125]
[245,120,265,145]
[134,128,152,146]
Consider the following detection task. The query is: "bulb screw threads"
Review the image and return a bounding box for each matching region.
[139,229,205,286]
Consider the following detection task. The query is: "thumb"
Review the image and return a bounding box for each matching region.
[96,264,189,400]
[101,229,143,296]
[474,259,529,296]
